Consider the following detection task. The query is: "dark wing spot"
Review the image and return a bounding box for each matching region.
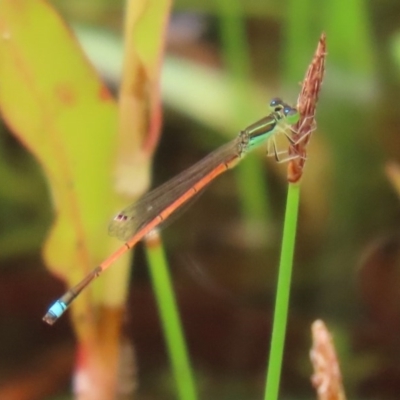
[114,214,128,222]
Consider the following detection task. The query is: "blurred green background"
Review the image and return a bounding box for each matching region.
[1,0,400,399]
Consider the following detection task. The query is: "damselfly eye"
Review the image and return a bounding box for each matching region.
[284,107,300,124]
[269,97,284,111]
[283,106,292,115]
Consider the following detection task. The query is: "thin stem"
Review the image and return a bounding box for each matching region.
[218,0,272,229]
[145,231,198,400]
[264,182,300,400]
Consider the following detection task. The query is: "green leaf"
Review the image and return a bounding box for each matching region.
[0,0,126,330]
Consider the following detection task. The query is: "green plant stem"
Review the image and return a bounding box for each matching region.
[264,182,300,400]
[218,0,272,229]
[145,231,197,400]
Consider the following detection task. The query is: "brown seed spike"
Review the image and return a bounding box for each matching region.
[310,320,346,400]
[288,33,327,183]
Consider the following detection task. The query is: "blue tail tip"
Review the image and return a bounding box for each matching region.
[43,301,67,325]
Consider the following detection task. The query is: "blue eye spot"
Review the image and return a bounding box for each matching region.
[269,97,282,108]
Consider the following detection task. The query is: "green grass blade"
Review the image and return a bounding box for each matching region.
[218,0,272,230]
[264,182,300,400]
[145,232,198,400]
